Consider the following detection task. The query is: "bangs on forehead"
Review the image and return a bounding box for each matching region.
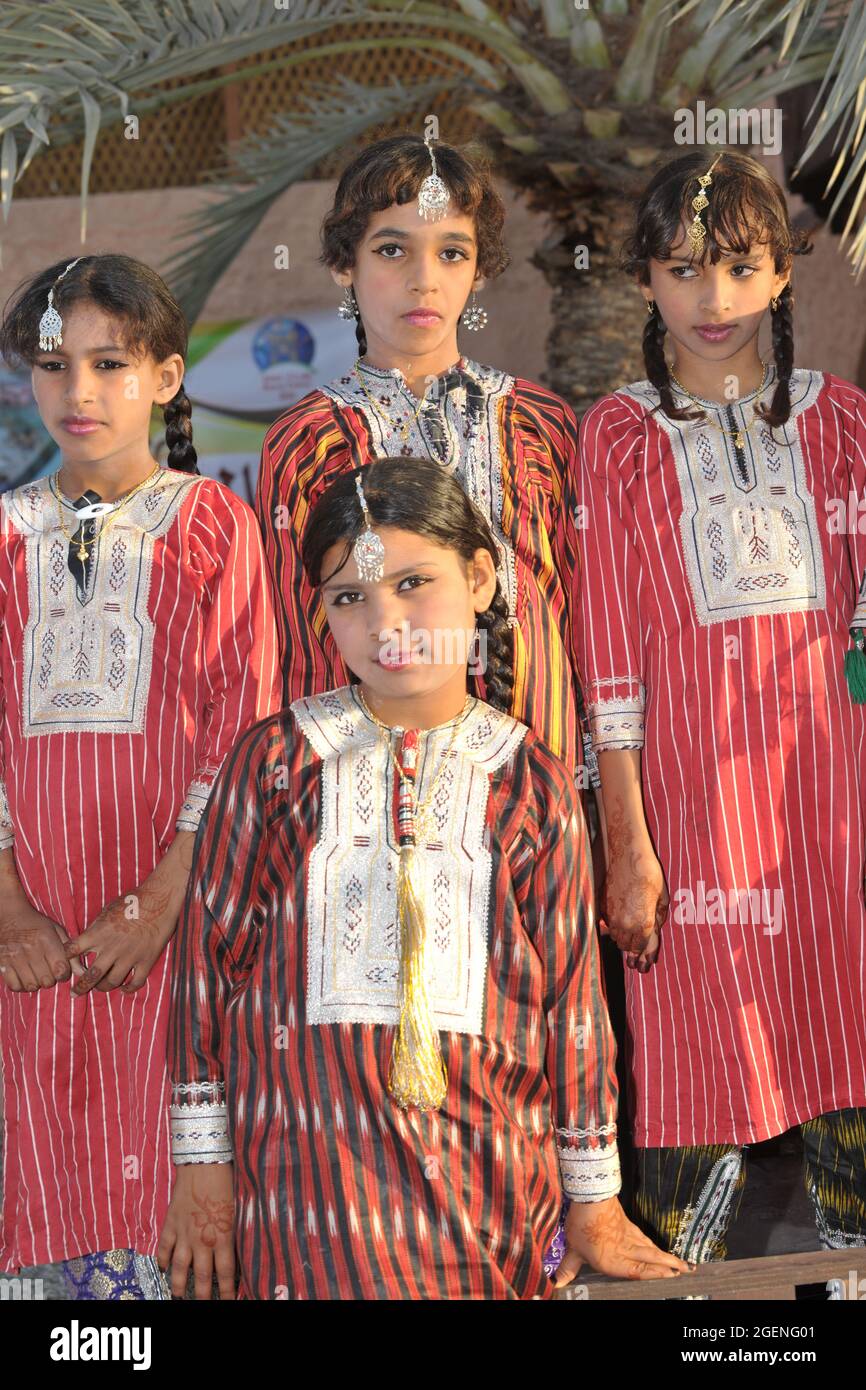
[381,173,479,218]
[666,179,788,266]
[39,296,146,359]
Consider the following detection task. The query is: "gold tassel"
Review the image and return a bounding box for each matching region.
[387,844,448,1111]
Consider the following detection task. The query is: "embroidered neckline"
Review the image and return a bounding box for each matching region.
[626,367,823,425]
[353,354,485,395]
[7,469,201,537]
[51,465,164,510]
[668,362,777,411]
[350,681,478,736]
[335,354,505,401]
[292,683,529,772]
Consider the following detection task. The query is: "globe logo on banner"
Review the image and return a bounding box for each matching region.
[173,310,351,505]
[252,317,314,371]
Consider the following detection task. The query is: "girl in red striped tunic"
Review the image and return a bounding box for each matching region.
[255,131,590,780]
[0,254,281,1297]
[160,458,688,1299]
[577,149,866,1260]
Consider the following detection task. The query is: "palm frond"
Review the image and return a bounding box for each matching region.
[0,0,575,244]
[615,0,673,106]
[668,0,866,274]
[163,75,459,325]
[0,0,366,235]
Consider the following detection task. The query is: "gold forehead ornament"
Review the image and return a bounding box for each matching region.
[686,154,723,258]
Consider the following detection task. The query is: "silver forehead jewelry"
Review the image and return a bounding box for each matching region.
[38,257,84,351]
[353,471,386,583]
[417,134,451,222]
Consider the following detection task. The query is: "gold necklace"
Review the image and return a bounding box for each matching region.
[52,464,161,562]
[669,362,768,450]
[352,359,434,442]
[355,685,472,842]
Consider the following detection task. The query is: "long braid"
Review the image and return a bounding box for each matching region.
[756,282,794,430]
[643,303,701,424]
[163,383,199,474]
[355,312,367,359]
[474,583,514,713]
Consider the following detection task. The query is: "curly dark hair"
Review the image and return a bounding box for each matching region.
[319,133,510,358]
[0,253,198,473]
[301,456,515,714]
[620,149,813,431]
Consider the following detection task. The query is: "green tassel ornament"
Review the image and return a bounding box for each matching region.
[844,629,866,703]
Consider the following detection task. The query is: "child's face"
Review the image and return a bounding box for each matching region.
[319,525,497,705]
[331,199,485,365]
[641,222,790,364]
[31,302,183,467]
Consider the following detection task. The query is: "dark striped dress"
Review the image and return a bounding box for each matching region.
[168,686,620,1299]
[254,356,587,775]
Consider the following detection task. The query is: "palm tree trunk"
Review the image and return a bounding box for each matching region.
[530,199,646,418]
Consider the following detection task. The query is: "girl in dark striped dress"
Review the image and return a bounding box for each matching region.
[254,132,591,781]
[159,459,688,1299]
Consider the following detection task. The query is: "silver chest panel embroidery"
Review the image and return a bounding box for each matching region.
[291,686,528,1032]
[1,473,201,736]
[620,369,826,625]
[322,359,520,622]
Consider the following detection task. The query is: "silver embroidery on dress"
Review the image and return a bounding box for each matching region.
[1,472,203,736]
[322,358,520,622]
[290,684,528,1031]
[619,368,826,626]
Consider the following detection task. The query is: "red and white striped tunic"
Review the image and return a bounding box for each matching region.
[0,468,281,1269]
[577,367,866,1147]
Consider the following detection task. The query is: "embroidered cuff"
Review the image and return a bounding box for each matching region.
[175,776,217,833]
[0,779,13,850]
[586,677,646,752]
[170,1080,233,1165]
[556,1125,621,1203]
[580,732,601,791]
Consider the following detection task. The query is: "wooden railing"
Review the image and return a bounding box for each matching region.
[554,1248,866,1300]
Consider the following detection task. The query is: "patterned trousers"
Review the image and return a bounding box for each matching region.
[634,1107,866,1262]
[17,1249,170,1300]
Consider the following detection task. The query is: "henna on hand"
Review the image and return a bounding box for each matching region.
[602,794,666,956]
[190,1188,234,1250]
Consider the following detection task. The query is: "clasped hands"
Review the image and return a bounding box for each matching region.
[0,831,193,995]
[598,848,669,974]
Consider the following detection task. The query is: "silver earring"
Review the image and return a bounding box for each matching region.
[460,291,488,332]
[337,285,358,321]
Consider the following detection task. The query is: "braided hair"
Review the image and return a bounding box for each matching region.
[301,456,515,713]
[621,150,812,432]
[163,383,197,473]
[353,293,367,360]
[0,253,199,474]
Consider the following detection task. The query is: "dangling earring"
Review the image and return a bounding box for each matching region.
[646,298,656,315]
[337,285,359,321]
[460,290,488,331]
[468,624,482,671]
[770,295,780,312]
